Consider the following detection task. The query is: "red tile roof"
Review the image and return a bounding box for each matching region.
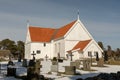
[29,20,76,42]
[29,26,56,42]
[72,39,91,51]
[54,20,76,39]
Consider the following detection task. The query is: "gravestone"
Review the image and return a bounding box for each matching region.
[7,60,16,76]
[22,59,27,67]
[69,53,74,61]
[65,66,76,75]
[58,59,63,63]
[45,55,48,61]
[51,60,58,72]
[97,58,104,67]
[27,59,42,80]
[52,61,58,65]
[31,51,36,61]
[28,60,35,67]
[51,65,58,72]
[83,60,91,70]
[70,61,80,69]
[34,60,42,74]
[17,51,22,62]
[7,60,14,66]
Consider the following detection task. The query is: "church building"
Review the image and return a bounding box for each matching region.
[25,16,103,61]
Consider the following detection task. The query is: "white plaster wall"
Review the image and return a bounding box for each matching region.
[25,43,31,59]
[83,41,103,58]
[71,51,84,61]
[65,22,91,41]
[64,21,93,59]
[53,39,65,58]
[30,42,53,59]
[72,51,80,61]
[64,40,79,57]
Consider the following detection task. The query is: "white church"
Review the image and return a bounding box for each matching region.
[25,15,103,61]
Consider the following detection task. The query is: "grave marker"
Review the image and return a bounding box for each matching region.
[7,60,16,76]
[83,59,91,70]
[65,66,76,75]
[22,59,27,67]
[27,59,42,80]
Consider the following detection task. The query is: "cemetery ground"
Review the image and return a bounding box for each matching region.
[0,59,120,80]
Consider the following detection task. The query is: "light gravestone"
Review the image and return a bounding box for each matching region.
[51,60,58,72]
[70,61,80,69]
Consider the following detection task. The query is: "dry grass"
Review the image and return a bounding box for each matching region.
[106,59,120,65]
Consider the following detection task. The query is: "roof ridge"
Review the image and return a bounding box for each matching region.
[29,26,55,30]
[50,29,59,41]
[54,20,77,39]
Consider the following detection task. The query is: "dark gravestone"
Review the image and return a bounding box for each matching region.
[22,59,27,67]
[27,59,42,80]
[76,78,83,80]
[31,51,36,61]
[28,60,35,67]
[83,60,91,70]
[34,60,42,75]
[65,66,76,75]
[52,61,58,65]
[7,61,14,66]
[7,67,16,76]
[58,59,63,63]
[18,53,22,62]
[7,61,16,76]
[70,53,74,61]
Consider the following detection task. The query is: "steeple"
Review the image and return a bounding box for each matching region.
[27,20,30,27]
[77,10,80,20]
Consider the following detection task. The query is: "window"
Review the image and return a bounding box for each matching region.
[94,51,98,56]
[43,43,46,47]
[88,51,92,57]
[36,50,41,54]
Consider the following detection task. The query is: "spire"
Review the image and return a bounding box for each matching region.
[27,20,30,28]
[77,9,80,20]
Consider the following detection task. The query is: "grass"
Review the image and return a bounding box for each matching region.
[91,65,107,67]
[107,61,120,65]
[106,59,120,65]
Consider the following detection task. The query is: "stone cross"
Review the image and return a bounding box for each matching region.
[70,53,74,61]
[45,54,48,61]
[31,51,36,60]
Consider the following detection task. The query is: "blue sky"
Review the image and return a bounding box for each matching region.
[0,0,120,49]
